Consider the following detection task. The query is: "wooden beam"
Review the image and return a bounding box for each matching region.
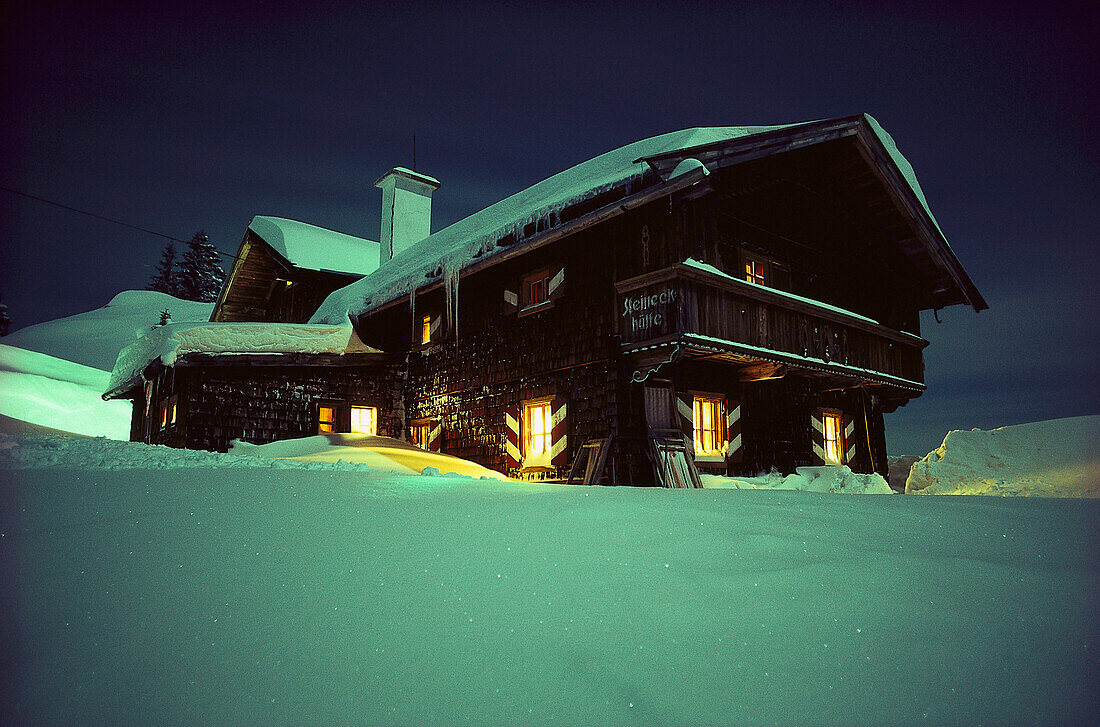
[738,361,786,382]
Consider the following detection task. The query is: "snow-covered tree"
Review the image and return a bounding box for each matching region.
[176,231,225,303]
[0,293,10,336]
[147,241,179,296]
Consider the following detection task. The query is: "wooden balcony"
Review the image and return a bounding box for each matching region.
[615,262,927,388]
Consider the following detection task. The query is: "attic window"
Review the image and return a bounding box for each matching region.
[522,268,550,310]
[744,253,767,286]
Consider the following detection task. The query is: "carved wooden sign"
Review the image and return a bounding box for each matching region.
[621,284,678,343]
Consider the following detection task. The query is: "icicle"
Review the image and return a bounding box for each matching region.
[444,260,460,343]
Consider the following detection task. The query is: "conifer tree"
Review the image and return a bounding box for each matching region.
[176,231,225,303]
[0,293,10,337]
[147,241,179,296]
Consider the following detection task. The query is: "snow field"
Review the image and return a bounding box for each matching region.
[2,438,1099,725]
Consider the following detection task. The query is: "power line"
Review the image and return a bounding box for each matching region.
[0,185,235,259]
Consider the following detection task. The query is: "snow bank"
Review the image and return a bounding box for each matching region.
[4,290,213,371]
[0,344,131,439]
[106,319,378,397]
[248,216,380,276]
[2,438,1097,726]
[702,465,893,494]
[906,415,1100,496]
[229,433,509,480]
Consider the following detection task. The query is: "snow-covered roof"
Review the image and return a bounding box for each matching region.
[105,321,381,398]
[248,216,380,277]
[311,122,817,324]
[311,114,966,325]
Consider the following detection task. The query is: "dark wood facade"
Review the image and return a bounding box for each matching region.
[113,116,984,484]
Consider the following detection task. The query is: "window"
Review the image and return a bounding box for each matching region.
[693,396,724,458]
[318,405,337,434]
[744,253,767,286]
[822,411,845,465]
[350,406,377,435]
[411,420,433,450]
[521,268,550,310]
[523,399,553,465]
[420,315,432,345]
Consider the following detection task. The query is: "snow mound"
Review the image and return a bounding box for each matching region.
[229,433,509,480]
[0,344,131,439]
[702,465,893,494]
[106,319,378,397]
[905,415,1100,496]
[4,290,213,371]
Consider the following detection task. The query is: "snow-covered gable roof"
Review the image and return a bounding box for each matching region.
[310,115,976,324]
[248,216,380,277]
[104,321,380,399]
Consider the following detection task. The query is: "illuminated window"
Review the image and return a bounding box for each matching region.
[524,399,553,458]
[744,254,767,286]
[822,411,845,465]
[318,405,337,434]
[350,406,377,435]
[159,400,169,429]
[522,268,550,310]
[420,315,432,345]
[411,420,432,450]
[693,396,725,457]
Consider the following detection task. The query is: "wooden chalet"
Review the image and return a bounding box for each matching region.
[107,117,984,485]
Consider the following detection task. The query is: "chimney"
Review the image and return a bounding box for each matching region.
[375,167,441,263]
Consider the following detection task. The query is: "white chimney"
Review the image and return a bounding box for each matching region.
[375,167,440,263]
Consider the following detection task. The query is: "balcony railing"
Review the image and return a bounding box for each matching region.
[615,262,927,386]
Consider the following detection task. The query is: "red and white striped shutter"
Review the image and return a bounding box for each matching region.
[810,411,827,464]
[548,265,566,302]
[504,404,521,469]
[550,398,569,467]
[676,394,694,448]
[503,287,519,314]
[429,315,443,341]
[843,414,857,466]
[428,418,443,452]
[724,398,743,463]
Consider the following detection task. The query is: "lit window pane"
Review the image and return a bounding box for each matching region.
[692,396,724,456]
[350,406,376,435]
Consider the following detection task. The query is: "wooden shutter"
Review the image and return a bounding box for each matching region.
[810,410,826,464]
[504,404,521,469]
[676,393,694,449]
[550,398,569,467]
[427,418,443,452]
[547,265,566,302]
[503,287,519,314]
[843,413,856,465]
[724,398,743,463]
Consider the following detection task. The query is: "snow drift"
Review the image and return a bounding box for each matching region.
[0,344,131,439]
[906,415,1100,496]
[702,465,893,494]
[4,290,213,371]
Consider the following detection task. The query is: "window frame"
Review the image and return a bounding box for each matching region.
[521,397,555,469]
[519,267,553,315]
[349,405,378,435]
[742,251,768,286]
[317,403,339,434]
[820,408,846,465]
[691,393,726,462]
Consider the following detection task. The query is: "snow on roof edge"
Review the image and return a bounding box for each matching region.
[248,216,380,277]
[105,321,380,399]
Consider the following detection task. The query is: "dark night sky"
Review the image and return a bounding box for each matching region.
[1,1,1097,454]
